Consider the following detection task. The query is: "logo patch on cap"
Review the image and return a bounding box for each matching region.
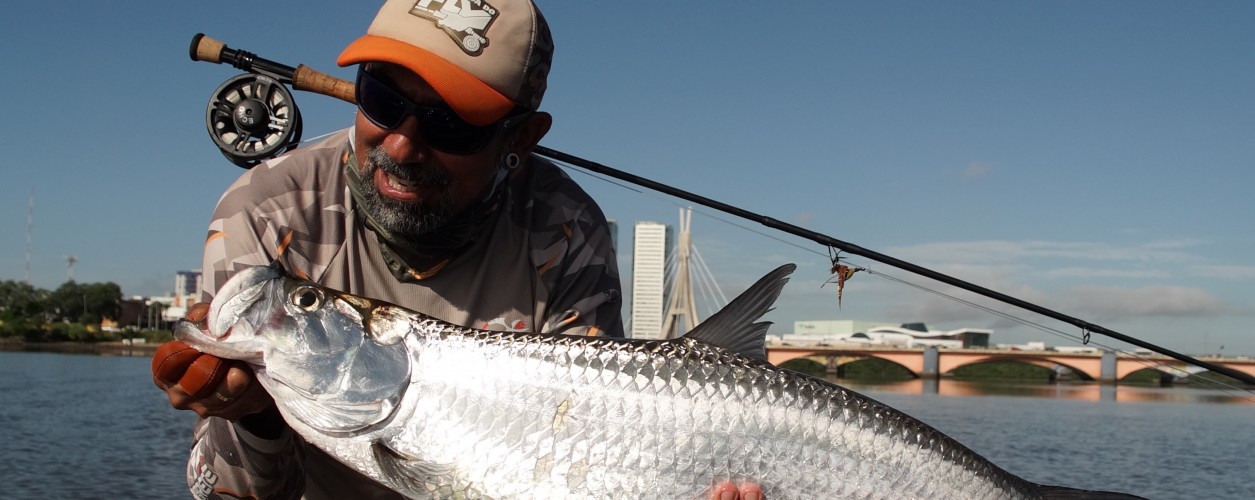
[409,0,499,56]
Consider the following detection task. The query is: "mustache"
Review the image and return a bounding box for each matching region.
[366,146,451,187]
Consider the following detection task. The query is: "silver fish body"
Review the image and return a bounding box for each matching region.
[177,264,1141,499]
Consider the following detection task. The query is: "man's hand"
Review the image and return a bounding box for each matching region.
[151,303,273,421]
[708,481,763,500]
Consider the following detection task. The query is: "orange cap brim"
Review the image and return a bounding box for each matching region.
[338,35,514,126]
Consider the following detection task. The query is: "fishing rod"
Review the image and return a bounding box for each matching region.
[537,148,1254,386]
[189,34,1255,386]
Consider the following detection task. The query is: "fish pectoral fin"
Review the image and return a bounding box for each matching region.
[372,441,457,494]
[682,264,795,363]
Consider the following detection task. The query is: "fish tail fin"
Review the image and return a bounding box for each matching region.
[683,263,796,363]
[1038,485,1148,499]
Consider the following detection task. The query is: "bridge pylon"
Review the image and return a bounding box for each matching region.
[661,208,700,338]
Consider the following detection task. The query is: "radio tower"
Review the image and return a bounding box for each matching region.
[65,255,77,282]
[661,208,700,338]
[25,187,33,283]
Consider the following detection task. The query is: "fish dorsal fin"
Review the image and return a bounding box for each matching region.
[682,264,795,363]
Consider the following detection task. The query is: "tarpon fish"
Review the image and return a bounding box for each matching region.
[176,263,1142,499]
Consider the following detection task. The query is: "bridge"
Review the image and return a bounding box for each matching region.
[765,344,1255,384]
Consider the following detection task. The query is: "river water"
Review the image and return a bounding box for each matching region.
[0,350,192,498]
[0,350,1250,499]
[835,378,1254,499]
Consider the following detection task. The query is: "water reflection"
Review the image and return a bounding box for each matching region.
[827,376,1255,405]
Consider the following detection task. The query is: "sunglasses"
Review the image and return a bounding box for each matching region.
[355,67,530,155]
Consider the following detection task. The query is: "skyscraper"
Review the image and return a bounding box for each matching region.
[173,270,203,308]
[630,221,670,339]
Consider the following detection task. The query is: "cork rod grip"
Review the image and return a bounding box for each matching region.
[189,33,226,64]
[293,65,356,104]
[190,33,356,105]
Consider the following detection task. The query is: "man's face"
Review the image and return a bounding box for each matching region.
[351,63,506,238]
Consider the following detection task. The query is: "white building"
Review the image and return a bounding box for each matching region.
[793,320,888,336]
[863,323,990,348]
[778,320,992,349]
[630,222,670,339]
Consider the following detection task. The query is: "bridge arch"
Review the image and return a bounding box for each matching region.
[1121,366,1180,385]
[769,350,924,377]
[940,354,1099,381]
[785,354,921,379]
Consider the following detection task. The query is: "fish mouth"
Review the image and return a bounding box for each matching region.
[208,264,283,339]
[170,264,283,363]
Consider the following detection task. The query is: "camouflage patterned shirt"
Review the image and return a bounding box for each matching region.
[186,128,623,499]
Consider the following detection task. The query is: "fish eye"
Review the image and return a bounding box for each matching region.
[291,286,323,311]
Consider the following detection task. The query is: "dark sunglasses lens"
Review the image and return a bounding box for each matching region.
[416,109,489,154]
[357,72,406,129]
[356,68,495,154]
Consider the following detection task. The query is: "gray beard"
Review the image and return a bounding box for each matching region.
[357,146,454,239]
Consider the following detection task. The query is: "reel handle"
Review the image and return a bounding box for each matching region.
[190,33,356,104]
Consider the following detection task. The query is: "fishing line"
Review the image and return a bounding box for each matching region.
[561,158,1255,398]
[300,129,342,145]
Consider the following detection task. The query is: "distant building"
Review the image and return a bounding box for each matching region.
[864,323,991,348]
[793,320,888,336]
[158,270,203,322]
[173,270,202,308]
[607,219,618,253]
[780,320,991,349]
[630,221,670,339]
[115,299,145,327]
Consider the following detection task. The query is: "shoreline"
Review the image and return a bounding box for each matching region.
[0,337,160,357]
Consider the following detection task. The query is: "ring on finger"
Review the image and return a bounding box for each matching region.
[213,391,236,404]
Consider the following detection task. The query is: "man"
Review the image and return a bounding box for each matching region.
[154,1,760,498]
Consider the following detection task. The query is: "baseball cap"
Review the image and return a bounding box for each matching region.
[338,0,553,126]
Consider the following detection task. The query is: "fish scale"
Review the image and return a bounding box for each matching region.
[177,263,1145,499]
[376,329,1024,498]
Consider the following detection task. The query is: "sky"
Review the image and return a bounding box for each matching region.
[1,1,1253,356]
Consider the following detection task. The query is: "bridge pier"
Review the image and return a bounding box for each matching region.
[920,346,940,379]
[1099,350,1117,384]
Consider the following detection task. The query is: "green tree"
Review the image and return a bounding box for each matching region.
[48,281,85,323]
[83,282,122,323]
[0,280,48,319]
[47,281,121,324]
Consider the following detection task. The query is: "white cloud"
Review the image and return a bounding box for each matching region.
[1192,265,1255,280]
[886,240,1203,266]
[703,235,1251,346]
[875,267,1049,326]
[1055,285,1228,320]
[1040,267,1171,279]
[961,162,993,179]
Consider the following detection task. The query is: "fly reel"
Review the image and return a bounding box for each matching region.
[205,73,303,168]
